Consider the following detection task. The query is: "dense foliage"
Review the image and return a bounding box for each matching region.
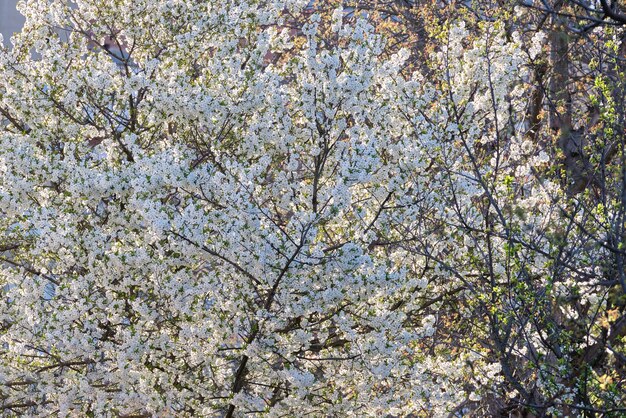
[0,0,625,416]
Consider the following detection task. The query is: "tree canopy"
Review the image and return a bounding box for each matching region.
[0,0,625,416]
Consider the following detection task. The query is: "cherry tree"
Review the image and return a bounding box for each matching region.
[0,0,624,416]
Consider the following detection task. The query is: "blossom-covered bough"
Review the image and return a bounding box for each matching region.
[0,0,625,416]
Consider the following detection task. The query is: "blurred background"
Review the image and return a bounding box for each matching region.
[0,0,24,47]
